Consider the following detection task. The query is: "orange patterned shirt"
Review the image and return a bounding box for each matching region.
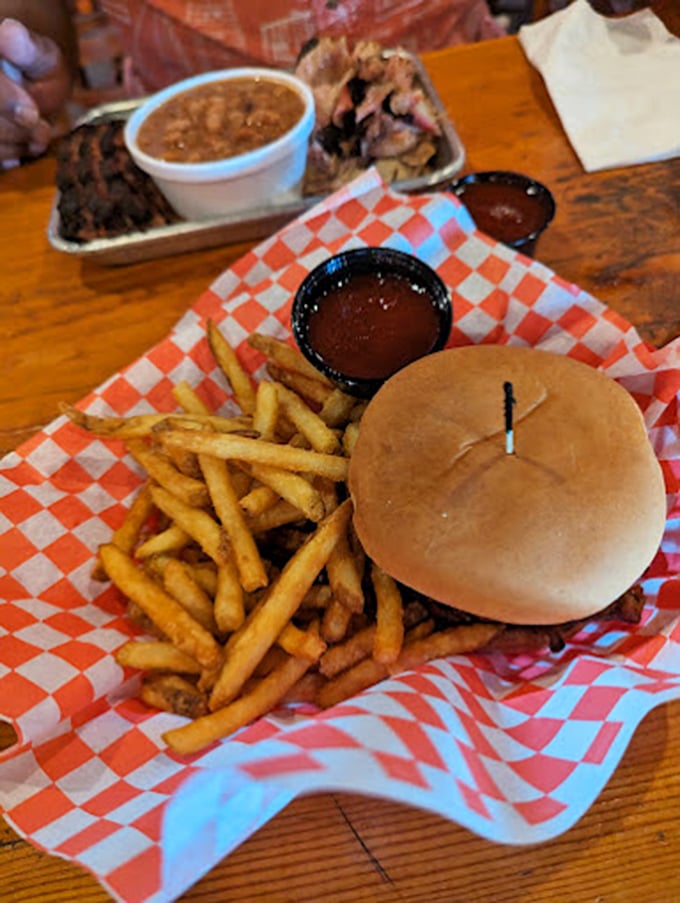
[101,0,504,92]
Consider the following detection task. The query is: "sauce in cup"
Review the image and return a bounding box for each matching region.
[292,247,452,398]
[449,171,556,257]
[455,181,548,244]
[306,272,441,380]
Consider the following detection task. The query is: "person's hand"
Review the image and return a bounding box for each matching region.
[0,17,72,165]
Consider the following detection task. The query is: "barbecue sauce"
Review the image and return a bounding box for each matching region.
[457,181,548,244]
[306,272,441,380]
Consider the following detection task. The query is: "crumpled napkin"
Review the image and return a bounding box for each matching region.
[518,0,680,172]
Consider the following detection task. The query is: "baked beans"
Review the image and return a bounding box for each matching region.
[137,77,306,163]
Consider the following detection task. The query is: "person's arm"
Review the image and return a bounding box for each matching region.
[0,1,77,165]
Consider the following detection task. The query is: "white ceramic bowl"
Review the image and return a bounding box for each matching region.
[124,68,315,221]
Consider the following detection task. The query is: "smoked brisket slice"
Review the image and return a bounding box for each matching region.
[56,120,179,243]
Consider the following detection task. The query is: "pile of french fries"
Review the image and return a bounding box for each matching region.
[63,320,500,755]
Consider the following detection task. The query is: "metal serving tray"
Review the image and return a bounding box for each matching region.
[47,52,465,266]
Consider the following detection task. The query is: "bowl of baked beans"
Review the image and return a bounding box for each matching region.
[124,68,315,221]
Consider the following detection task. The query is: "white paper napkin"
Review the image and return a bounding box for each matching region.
[518,0,680,172]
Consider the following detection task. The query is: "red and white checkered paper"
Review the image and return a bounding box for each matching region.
[2,170,680,902]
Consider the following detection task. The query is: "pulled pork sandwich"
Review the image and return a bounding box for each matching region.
[348,345,666,650]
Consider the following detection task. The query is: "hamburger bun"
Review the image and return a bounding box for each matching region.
[348,345,666,625]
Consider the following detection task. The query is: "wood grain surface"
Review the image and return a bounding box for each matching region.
[1,33,679,903]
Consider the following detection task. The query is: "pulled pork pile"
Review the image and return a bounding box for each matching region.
[423,584,646,655]
[295,37,442,195]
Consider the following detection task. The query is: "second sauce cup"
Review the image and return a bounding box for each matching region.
[449,170,556,257]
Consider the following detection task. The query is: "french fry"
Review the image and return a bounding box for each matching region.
[320,388,356,427]
[185,561,219,596]
[115,640,202,674]
[321,597,353,644]
[209,499,352,710]
[252,645,289,677]
[149,484,229,566]
[197,663,222,695]
[141,673,208,719]
[172,380,212,415]
[317,620,435,709]
[275,382,340,454]
[248,331,334,386]
[151,415,255,435]
[199,452,268,592]
[277,620,327,662]
[126,438,211,508]
[99,543,223,671]
[318,598,430,678]
[387,622,502,675]
[142,552,174,581]
[245,499,307,534]
[126,599,165,639]
[343,421,361,457]
[372,564,404,665]
[300,583,333,610]
[162,558,218,634]
[248,462,326,522]
[286,431,311,449]
[319,624,376,678]
[164,444,202,479]
[166,383,209,477]
[253,379,279,442]
[327,529,364,614]
[280,671,326,706]
[350,401,368,422]
[266,363,333,405]
[239,483,279,516]
[347,522,366,574]
[318,655,387,709]
[92,481,154,580]
[158,429,349,481]
[61,404,184,439]
[214,558,245,634]
[231,468,252,498]
[146,552,220,586]
[163,650,312,755]
[207,318,257,414]
[313,476,339,515]
[135,524,191,558]
[61,403,251,438]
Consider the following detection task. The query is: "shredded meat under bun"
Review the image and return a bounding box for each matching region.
[349,345,666,625]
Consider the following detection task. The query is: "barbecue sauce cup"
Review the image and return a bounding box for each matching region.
[291,247,452,399]
[449,171,556,258]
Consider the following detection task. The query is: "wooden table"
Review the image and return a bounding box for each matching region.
[2,33,680,902]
